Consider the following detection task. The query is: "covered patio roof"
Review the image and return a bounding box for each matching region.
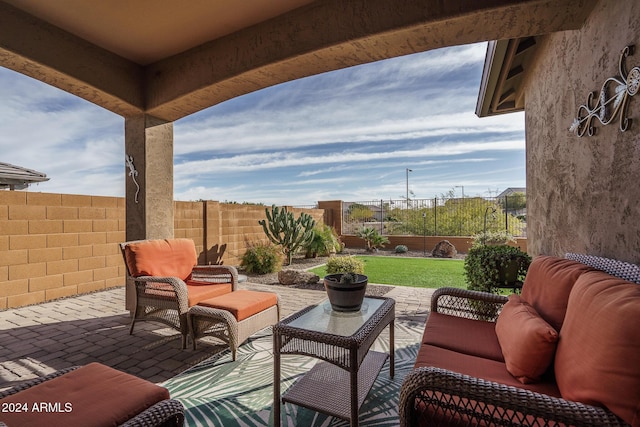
[1,0,597,122]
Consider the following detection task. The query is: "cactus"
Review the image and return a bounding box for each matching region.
[339,272,359,285]
[258,205,316,265]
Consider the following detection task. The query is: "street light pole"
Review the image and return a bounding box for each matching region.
[406,168,412,204]
[455,185,465,199]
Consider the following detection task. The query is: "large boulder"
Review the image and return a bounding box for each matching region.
[278,269,320,285]
[432,240,457,258]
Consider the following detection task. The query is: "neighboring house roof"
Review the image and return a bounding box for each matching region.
[497,187,526,198]
[476,37,539,117]
[0,162,49,190]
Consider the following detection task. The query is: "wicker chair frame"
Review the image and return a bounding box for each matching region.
[120,240,238,349]
[0,367,185,427]
[399,253,637,427]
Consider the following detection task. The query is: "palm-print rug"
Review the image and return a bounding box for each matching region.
[163,319,424,427]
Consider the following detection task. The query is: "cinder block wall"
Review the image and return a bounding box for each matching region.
[0,192,125,310]
[209,204,325,266]
[0,193,324,309]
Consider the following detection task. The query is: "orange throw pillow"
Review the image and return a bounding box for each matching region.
[555,270,640,426]
[496,294,559,384]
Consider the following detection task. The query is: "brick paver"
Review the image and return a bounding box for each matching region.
[0,282,432,390]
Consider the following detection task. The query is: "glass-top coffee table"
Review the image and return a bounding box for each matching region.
[273,296,395,427]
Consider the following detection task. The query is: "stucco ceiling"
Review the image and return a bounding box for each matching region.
[2,0,315,65]
[0,0,599,121]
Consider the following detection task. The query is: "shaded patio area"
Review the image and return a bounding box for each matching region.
[0,281,432,391]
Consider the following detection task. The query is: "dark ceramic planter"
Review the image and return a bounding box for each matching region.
[323,273,368,312]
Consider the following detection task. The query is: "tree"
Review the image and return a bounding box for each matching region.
[500,192,526,211]
[356,226,389,251]
[347,203,374,222]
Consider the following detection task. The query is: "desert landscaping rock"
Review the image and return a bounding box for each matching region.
[431,240,457,258]
[278,269,320,285]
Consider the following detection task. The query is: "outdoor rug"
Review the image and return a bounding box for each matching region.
[163,318,424,426]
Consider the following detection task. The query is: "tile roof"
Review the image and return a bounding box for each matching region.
[0,162,49,190]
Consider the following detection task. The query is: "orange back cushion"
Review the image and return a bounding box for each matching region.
[520,256,593,331]
[555,270,640,426]
[125,238,197,281]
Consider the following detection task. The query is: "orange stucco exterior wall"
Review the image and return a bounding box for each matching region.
[524,0,640,263]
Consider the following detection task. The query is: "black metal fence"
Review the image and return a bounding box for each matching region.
[342,196,526,237]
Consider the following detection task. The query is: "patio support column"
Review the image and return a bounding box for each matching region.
[124,114,174,241]
[124,114,174,313]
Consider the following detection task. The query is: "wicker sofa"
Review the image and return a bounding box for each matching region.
[399,253,640,426]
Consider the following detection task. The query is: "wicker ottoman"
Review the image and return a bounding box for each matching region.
[188,290,280,360]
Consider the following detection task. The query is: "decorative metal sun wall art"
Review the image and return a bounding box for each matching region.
[570,45,640,137]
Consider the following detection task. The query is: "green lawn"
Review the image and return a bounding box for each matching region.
[309,256,467,289]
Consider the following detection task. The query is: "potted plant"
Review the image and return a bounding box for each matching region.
[323,272,368,312]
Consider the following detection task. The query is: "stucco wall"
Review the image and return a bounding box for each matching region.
[525,0,640,263]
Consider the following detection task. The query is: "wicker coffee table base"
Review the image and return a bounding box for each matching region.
[282,350,388,420]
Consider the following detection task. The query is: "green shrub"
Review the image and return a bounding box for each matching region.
[304,224,342,258]
[240,242,283,274]
[464,244,531,293]
[394,244,408,253]
[356,226,389,251]
[325,256,365,275]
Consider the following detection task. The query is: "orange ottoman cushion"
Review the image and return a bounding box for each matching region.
[125,238,197,281]
[198,290,278,321]
[555,270,640,426]
[0,362,170,427]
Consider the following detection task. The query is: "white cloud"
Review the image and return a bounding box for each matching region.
[1,42,525,204]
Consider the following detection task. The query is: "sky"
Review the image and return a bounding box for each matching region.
[0,42,526,206]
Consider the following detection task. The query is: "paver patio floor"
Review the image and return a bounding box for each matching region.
[0,282,432,390]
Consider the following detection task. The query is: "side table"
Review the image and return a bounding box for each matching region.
[273,296,395,427]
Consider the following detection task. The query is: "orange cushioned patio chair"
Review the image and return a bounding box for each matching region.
[120,238,238,349]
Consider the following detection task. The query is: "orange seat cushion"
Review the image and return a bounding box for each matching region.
[414,344,561,397]
[520,256,593,331]
[198,290,278,321]
[186,282,232,306]
[125,238,197,281]
[0,362,169,427]
[496,294,559,384]
[555,270,640,426]
[422,312,504,362]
